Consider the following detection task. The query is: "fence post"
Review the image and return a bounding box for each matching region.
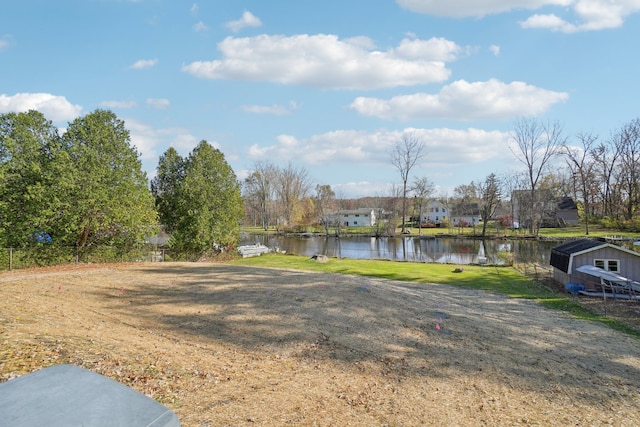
[9,248,12,271]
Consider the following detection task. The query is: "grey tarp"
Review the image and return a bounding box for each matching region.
[0,364,180,427]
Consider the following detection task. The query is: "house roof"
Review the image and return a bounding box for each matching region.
[556,196,577,211]
[550,238,640,273]
[336,208,376,215]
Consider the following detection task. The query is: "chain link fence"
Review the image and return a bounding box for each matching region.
[0,246,170,271]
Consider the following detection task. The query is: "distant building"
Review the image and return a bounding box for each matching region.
[511,190,579,228]
[336,208,377,227]
[418,200,448,226]
[450,202,481,227]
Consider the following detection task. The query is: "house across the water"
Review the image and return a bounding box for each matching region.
[337,208,377,227]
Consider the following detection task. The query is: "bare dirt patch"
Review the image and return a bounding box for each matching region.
[2,263,640,426]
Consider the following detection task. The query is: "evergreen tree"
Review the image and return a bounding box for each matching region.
[61,109,157,247]
[151,147,185,234]
[0,110,69,247]
[156,141,243,256]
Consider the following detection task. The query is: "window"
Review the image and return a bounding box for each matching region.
[435,207,439,212]
[355,214,360,217]
[354,221,358,225]
[594,259,620,273]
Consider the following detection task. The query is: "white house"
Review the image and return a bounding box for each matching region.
[419,200,448,225]
[337,208,377,227]
[451,203,481,227]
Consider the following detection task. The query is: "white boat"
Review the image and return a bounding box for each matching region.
[237,243,271,258]
[575,265,640,299]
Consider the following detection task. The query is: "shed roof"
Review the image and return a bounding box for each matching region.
[552,238,606,255]
[550,239,607,273]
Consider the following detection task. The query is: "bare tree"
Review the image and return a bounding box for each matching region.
[454,183,478,234]
[273,162,313,228]
[243,161,276,230]
[412,176,435,236]
[591,136,621,218]
[500,170,526,232]
[612,118,640,220]
[390,133,426,233]
[476,173,501,238]
[509,118,565,234]
[314,184,337,235]
[563,132,598,234]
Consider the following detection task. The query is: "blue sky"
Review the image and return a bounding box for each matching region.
[2,0,640,198]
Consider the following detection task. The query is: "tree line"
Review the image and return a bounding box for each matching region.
[0,110,242,259]
[4,108,640,259]
[243,117,640,237]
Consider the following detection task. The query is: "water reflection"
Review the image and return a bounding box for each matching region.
[241,234,562,265]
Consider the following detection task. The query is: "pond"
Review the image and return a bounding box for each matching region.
[240,233,564,265]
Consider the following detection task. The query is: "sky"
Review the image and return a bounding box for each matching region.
[2,0,640,198]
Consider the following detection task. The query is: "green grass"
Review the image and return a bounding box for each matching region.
[231,253,640,339]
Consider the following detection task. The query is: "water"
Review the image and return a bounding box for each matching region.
[240,233,561,265]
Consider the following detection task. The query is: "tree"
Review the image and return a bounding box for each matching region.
[151,147,185,234]
[390,133,425,233]
[412,176,435,236]
[314,184,337,235]
[0,110,70,247]
[563,132,597,234]
[612,118,640,220]
[454,183,478,233]
[243,161,276,230]
[509,118,564,234]
[273,162,312,229]
[501,170,526,232]
[62,110,157,248]
[164,141,243,256]
[476,173,501,238]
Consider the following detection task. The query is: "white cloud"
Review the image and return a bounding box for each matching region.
[190,3,199,16]
[0,92,82,122]
[193,21,208,32]
[100,100,137,109]
[247,127,510,167]
[396,0,570,18]
[394,37,463,61]
[490,45,501,56]
[146,98,170,109]
[129,58,158,70]
[242,102,296,115]
[226,11,262,32]
[182,34,457,90]
[397,0,640,32]
[349,79,569,120]
[0,34,13,51]
[125,118,202,163]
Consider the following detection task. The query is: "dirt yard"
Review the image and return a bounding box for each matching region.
[1,263,639,426]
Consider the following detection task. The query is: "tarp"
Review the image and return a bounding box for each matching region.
[0,364,181,427]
